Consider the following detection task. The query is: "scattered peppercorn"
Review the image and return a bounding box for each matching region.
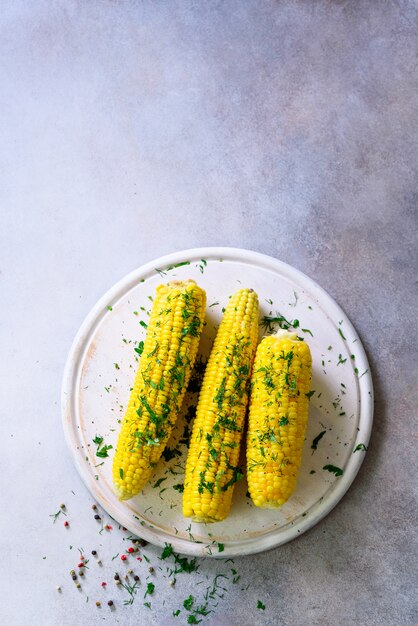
[72,575,77,581]
[96,601,101,607]
[64,521,69,527]
[107,600,114,607]
[69,570,75,576]
[97,560,102,566]
[79,571,84,577]
[127,569,133,574]
[76,583,81,589]
[101,582,107,587]
[114,573,120,580]
[94,514,101,520]
[77,563,84,568]
[92,504,97,510]
[105,525,113,530]
[120,555,127,561]
[149,567,154,573]
[127,547,134,553]
[60,504,66,510]
[91,550,97,556]
[134,575,140,582]
[56,586,62,592]
[139,539,148,547]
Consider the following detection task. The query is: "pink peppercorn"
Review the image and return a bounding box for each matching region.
[101,582,107,587]
[78,563,84,568]
[121,555,127,561]
[127,547,134,553]
[64,521,69,527]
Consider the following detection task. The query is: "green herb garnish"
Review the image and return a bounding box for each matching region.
[145,582,155,597]
[311,430,326,451]
[161,543,174,560]
[323,464,344,477]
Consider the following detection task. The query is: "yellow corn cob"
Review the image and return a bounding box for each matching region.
[112,279,206,500]
[247,329,312,508]
[183,288,259,522]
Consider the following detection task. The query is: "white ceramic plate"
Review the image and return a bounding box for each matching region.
[62,248,373,557]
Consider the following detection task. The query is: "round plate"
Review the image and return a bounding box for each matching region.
[62,247,373,557]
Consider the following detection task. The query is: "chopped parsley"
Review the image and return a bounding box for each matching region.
[354,443,368,452]
[153,477,167,489]
[144,582,155,598]
[183,595,194,610]
[92,435,113,458]
[338,327,346,340]
[323,464,344,477]
[311,430,326,451]
[161,543,174,560]
[257,600,266,610]
[134,340,144,355]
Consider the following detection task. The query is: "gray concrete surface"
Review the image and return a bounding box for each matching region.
[1,1,417,624]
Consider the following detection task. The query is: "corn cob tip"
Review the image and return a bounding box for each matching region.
[265,328,299,341]
[165,279,197,287]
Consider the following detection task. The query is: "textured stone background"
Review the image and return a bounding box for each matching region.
[1,1,417,624]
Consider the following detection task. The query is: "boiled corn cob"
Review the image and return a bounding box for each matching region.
[183,288,259,522]
[112,279,206,500]
[247,329,312,508]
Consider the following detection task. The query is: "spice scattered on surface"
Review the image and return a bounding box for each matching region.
[94,514,101,520]
[64,521,69,527]
[56,586,61,592]
[95,601,101,607]
[121,555,127,561]
[134,575,140,582]
[127,547,135,553]
[91,550,97,556]
[114,573,120,580]
[107,600,114,607]
[101,582,107,587]
[92,504,97,510]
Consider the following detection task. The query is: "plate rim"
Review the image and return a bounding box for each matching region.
[61,246,374,557]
